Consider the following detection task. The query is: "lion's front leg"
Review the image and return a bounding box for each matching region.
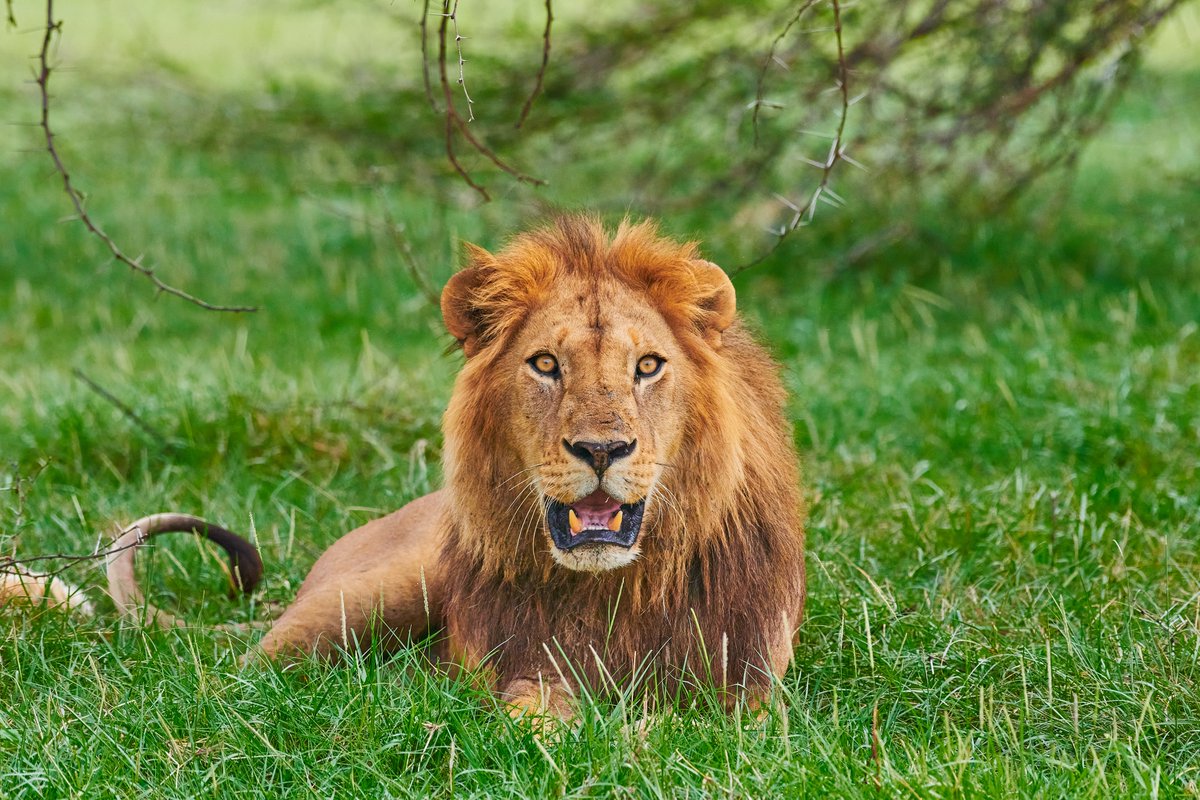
[500,675,577,724]
[253,493,447,662]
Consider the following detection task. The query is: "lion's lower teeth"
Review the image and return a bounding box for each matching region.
[608,510,623,532]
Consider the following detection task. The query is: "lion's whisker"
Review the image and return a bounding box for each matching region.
[512,487,547,557]
[502,480,544,548]
[501,475,542,520]
[496,464,545,491]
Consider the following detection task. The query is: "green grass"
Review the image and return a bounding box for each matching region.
[2,3,1200,797]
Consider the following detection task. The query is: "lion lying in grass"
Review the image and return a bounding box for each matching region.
[96,216,807,718]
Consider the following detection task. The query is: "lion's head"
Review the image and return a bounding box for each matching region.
[440,216,798,590]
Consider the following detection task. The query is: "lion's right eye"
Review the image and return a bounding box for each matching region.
[529,354,560,377]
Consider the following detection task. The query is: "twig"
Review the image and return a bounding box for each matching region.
[34,0,257,313]
[433,0,545,201]
[436,2,490,200]
[372,182,442,307]
[1,460,50,529]
[735,0,850,276]
[752,0,819,146]
[5,0,16,28]
[0,461,50,496]
[302,189,440,307]
[72,368,169,445]
[516,0,554,129]
[448,0,475,121]
[0,536,141,581]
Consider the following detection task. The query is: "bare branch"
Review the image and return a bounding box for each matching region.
[34,0,257,313]
[432,0,546,201]
[0,460,50,530]
[516,0,554,129]
[752,0,818,146]
[73,369,169,446]
[1,535,141,581]
[735,0,850,275]
[372,180,442,307]
[5,0,16,29]
[448,0,475,121]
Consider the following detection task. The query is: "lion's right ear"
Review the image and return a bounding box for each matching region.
[441,244,493,357]
[689,259,737,348]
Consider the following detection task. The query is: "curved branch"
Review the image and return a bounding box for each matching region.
[432,0,545,201]
[735,0,850,275]
[35,0,257,313]
[516,0,554,129]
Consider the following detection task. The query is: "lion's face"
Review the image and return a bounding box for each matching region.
[441,217,737,574]
[500,276,688,571]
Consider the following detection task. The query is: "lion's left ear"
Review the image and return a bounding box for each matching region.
[441,244,493,357]
[690,259,736,348]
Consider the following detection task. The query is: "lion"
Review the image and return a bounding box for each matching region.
[104,215,807,719]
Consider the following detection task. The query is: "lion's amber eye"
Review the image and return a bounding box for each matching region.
[529,354,560,377]
[636,355,664,378]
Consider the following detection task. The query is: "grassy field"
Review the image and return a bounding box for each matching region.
[2,2,1199,797]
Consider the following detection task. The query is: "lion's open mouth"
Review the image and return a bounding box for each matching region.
[545,489,645,551]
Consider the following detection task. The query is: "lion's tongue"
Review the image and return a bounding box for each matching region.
[572,490,622,531]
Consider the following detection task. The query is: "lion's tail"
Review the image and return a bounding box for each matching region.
[106,513,263,629]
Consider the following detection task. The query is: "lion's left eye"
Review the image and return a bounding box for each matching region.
[529,353,560,377]
[636,355,664,379]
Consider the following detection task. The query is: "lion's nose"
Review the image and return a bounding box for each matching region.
[563,439,637,475]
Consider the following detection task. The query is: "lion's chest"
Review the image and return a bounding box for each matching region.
[444,575,793,693]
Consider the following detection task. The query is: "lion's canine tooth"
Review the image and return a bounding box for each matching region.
[608,510,623,532]
[568,509,582,535]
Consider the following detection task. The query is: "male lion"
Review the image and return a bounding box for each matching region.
[106,216,807,718]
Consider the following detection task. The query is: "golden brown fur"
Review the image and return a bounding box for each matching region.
[106,216,806,718]
[1,569,95,616]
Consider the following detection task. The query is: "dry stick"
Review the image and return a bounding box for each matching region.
[752,0,819,147]
[72,368,169,445]
[433,0,545,201]
[34,0,256,313]
[733,0,849,276]
[0,537,141,581]
[373,185,442,307]
[5,0,16,28]
[448,0,475,121]
[436,3,490,200]
[1,460,50,528]
[516,0,553,129]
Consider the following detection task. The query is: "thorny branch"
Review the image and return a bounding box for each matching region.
[1,535,143,581]
[449,0,474,121]
[428,0,545,201]
[735,0,851,275]
[516,0,553,129]
[751,0,818,146]
[35,0,256,313]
